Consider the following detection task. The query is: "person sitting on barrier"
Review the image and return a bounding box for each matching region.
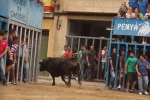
[118,50,125,89]
[109,48,117,89]
[125,51,138,92]
[145,5,150,19]
[0,30,8,86]
[118,6,127,18]
[61,45,68,58]
[126,7,136,19]
[136,54,149,95]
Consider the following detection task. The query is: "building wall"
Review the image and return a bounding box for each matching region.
[42,19,54,57]
[55,0,128,13]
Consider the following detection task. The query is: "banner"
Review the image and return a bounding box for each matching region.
[43,0,54,11]
[113,18,150,37]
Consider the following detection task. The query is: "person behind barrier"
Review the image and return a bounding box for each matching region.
[64,46,73,58]
[8,36,19,85]
[5,29,16,85]
[129,0,139,11]
[118,50,125,89]
[80,46,88,81]
[135,8,144,19]
[136,54,150,95]
[126,7,136,19]
[109,48,117,89]
[18,36,28,83]
[125,52,138,92]
[61,45,68,58]
[97,50,102,79]
[139,0,149,16]
[86,45,98,81]
[73,47,78,59]
[0,30,8,86]
[101,46,108,80]
[77,46,83,62]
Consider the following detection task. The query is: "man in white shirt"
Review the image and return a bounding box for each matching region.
[101,46,108,79]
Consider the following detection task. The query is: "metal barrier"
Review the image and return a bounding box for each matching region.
[66,35,112,81]
[106,18,150,92]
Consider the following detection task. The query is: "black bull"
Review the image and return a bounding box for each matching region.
[39,58,82,87]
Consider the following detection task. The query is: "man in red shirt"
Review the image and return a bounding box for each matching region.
[64,46,73,58]
[0,30,9,86]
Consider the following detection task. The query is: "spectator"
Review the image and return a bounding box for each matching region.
[118,50,125,89]
[109,48,117,89]
[126,7,136,19]
[0,30,8,86]
[73,47,78,59]
[119,6,127,18]
[101,46,108,79]
[77,46,83,62]
[135,8,144,19]
[145,5,150,18]
[61,45,68,58]
[139,0,149,16]
[136,54,149,95]
[125,52,138,92]
[80,46,88,81]
[18,36,28,83]
[64,46,73,58]
[129,0,139,11]
[86,45,98,81]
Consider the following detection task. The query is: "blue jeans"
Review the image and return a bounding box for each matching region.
[23,60,27,80]
[138,76,149,92]
[81,59,87,80]
[102,62,106,71]
[109,70,115,87]
[0,58,6,82]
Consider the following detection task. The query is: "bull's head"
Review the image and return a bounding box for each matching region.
[39,59,46,71]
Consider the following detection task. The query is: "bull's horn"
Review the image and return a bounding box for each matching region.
[39,60,43,63]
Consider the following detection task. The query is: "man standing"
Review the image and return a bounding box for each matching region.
[129,0,139,11]
[125,52,138,92]
[109,48,117,89]
[118,50,125,89]
[61,45,68,58]
[101,46,108,79]
[136,54,149,95]
[80,46,88,81]
[77,46,83,62]
[64,46,73,58]
[0,30,8,86]
[86,45,98,81]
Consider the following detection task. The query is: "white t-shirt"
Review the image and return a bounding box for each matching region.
[102,50,106,62]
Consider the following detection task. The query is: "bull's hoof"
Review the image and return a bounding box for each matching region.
[78,81,82,86]
[67,82,71,87]
[52,83,55,86]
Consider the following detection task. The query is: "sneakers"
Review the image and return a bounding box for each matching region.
[144,91,148,95]
[139,92,142,95]
[2,81,7,86]
[13,82,17,85]
[118,85,121,89]
[76,77,78,81]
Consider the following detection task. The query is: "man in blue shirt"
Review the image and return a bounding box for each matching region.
[139,0,149,16]
[136,54,150,95]
[129,0,140,10]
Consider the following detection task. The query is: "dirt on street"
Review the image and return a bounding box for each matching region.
[0,77,149,100]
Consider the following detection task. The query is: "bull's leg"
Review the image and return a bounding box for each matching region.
[77,69,82,86]
[67,74,71,87]
[61,75,68,86]
[52,76,55,86]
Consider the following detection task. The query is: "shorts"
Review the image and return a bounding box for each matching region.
[6,58,14,66]
[117,71,123,79]
[127,72,137,81]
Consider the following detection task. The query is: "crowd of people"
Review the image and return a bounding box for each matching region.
[116,0,150,44]
[61,45,108,81]
[0,29,36,86]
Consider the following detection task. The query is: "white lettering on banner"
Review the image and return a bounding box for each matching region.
[117,23,138,31]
